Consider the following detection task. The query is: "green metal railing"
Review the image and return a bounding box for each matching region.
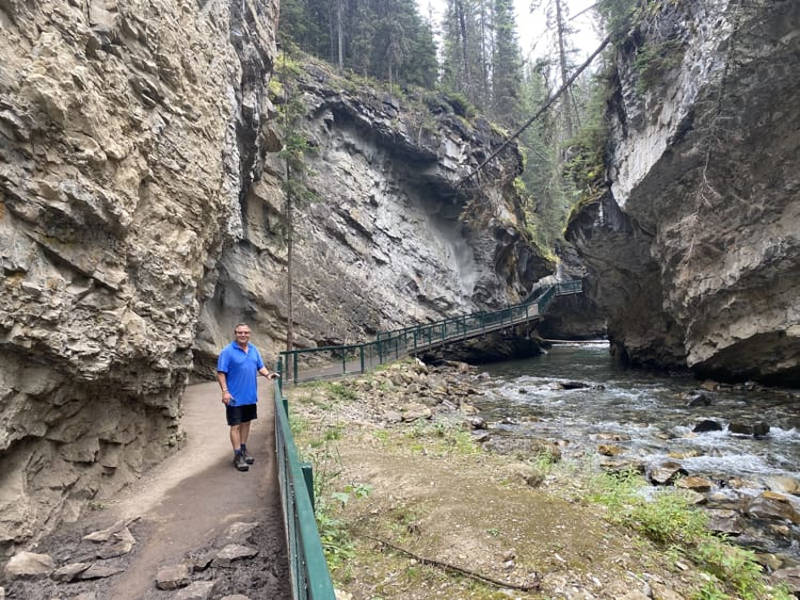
[278,280,582,385]
[273,377,336,600]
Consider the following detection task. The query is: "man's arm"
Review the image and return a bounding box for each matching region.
[258,366,279,380]
[217,371,232,404]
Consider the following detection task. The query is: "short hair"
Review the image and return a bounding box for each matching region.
[234,323,250,332]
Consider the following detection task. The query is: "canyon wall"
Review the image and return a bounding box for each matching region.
[567,0,800,384]
[0,0,278,553]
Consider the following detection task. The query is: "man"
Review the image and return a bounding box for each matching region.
[216,323,279,472]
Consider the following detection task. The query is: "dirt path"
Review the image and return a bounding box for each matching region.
[104,381,287,598]
[4,382,291,600]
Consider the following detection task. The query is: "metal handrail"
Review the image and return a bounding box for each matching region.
[274,378,336,600]
[278,280,582,384]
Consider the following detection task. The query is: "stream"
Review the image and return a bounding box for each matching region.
[476,342,800,566]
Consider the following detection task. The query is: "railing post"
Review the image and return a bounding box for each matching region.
[413,329,417,350]
[342,349,346,375]
[293,352,298,385]
[277,355,284,395]
[301,462,315,513]
[360,345,365,373]
[282,394,288,418]
[378,339,383,364]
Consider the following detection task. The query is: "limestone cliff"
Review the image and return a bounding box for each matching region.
[193,56,554,370]
[0,0,278,553]
[567,0,800,384]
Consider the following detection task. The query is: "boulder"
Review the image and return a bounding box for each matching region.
[598,444,624,457]
[746,491,800,525]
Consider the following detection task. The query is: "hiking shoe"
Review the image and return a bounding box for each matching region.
[234,453,249,471]
[242,449,255,465]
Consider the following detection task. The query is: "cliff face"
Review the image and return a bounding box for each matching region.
[193,58,554,369]
[567,0,800,384]
[0,0,278,552]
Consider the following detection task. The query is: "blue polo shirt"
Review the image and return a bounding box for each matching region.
[217,342,265,406]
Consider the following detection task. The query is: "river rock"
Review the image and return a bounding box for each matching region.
[707,509,745,536]
[558,381,590,390]
[598,444,624,457]
[466,417,487,430]
[647,461,687,485]
[401,404,432,422]
[155,564,191,590]
[676,476,713,492]
[684,392,711,407]
[692,420,723,433]
[3,551,55,580]
[746,491,800,525]
[728,422,770,437]
[765,476,800,496]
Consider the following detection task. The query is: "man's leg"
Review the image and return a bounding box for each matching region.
[239,420,251,447]
[229,424,242,451]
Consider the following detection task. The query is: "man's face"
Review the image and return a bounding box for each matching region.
[235,328,251,344]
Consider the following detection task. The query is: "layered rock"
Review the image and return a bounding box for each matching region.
[567,0,800,383]
[0,0,278,553]
[193,57,554,370]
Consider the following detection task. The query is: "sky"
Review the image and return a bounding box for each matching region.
[416,0,602,65]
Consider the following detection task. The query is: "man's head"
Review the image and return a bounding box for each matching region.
[233,323,251,347]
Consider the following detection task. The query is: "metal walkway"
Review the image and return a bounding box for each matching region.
[278,281,582,384]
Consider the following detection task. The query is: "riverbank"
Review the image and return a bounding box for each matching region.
[288,359,797,600]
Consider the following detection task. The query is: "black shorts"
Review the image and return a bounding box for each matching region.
[226,403,257,426]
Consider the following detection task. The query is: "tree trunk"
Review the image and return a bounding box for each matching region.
[554,0,574,139]
[336,0,344,70]
[456,0,471,90]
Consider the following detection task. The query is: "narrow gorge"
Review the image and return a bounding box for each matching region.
[1,0,798,585]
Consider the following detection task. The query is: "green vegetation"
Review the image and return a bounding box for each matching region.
[588,469,792,600]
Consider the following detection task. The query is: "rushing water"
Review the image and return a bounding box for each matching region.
[476,342,800,562]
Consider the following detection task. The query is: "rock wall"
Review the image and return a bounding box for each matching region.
[0,0,278,554]
[193,57,554,370]
[567,0,800,384]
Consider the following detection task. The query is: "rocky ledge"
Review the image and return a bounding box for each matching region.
[567,0,800,384]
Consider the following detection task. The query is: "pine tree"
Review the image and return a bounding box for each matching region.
[491,0,523,125]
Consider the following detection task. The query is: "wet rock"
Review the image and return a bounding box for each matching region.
[595,433,631,442]
[692,419,723,433]
[559,381,590,390]
[400,404,432,422]
[766,476,800,496]
[518,388,528,394]
[676,476,713,492]
[700,381,720,392]
[472,431,491,443]
[51,562,92,582]
[175,581,217,600]
[728,422,770,437]
[212,544,259,567]
[684,391,711,407]
[668,449,702,459]
[155,564,191,589]
[746,491,800,525]
[647,461,687,485]
[3,551,55,580]
[598,444,624,457]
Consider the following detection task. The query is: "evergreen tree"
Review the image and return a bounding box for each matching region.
[491,0,523,126]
